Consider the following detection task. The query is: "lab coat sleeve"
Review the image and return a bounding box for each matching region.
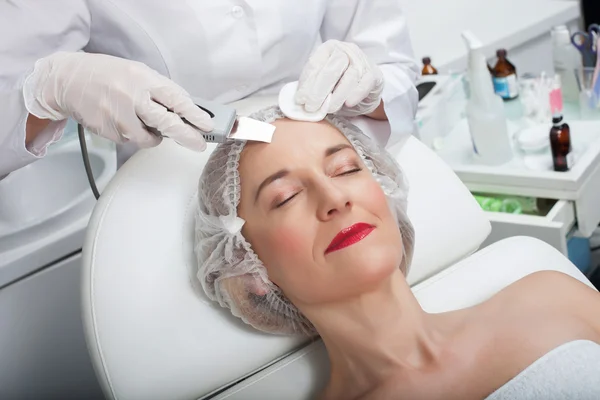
[320,0,420,149]
[0,1,91,176]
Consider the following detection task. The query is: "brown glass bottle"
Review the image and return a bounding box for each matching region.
[421,57,438,75]
[492,49,519,100]
[549,115,573,172]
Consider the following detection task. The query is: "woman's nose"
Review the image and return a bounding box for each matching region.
[316,182,352,221]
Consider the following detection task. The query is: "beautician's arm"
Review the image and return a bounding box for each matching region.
[366,102,388,121]
[0,0,90,176]
[26,114,54,145]
[321,0,419,145]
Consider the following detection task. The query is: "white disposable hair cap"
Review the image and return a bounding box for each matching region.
[194,106,414,335]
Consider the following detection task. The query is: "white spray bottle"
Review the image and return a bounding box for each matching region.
[462,31,513,166]
[551,26,580,103]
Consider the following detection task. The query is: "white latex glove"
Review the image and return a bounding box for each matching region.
[23,52,213,151]
[295,40,384,117]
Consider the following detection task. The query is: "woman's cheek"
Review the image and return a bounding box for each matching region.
[257,226,309,286]
[270,226,307,258]
[363,180,390,211]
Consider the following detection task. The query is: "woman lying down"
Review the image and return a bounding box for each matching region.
[194,106,600,400]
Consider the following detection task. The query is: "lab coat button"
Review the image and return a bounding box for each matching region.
[231,6,244,19]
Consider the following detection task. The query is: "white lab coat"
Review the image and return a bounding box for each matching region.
[0,0,419,176]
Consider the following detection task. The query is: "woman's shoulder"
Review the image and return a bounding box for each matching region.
[490,270,600,337]
[499,270,593,302]
[489,270,592,311]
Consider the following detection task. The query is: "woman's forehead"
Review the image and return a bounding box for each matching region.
[237,119,356,193]
[240,119,349,169]
[240,119,350,164]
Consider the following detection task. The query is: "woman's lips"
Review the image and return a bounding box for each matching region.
[325,223,375,254]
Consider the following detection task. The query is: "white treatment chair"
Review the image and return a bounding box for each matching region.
[81,98,594,400]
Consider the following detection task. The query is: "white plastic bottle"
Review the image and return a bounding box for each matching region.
[552,25,581,103]
[462,31,513,166]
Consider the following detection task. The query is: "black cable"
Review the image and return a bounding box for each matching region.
[592,246,600,252]
[77,123,101,200]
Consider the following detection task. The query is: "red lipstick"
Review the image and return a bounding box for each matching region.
[325,223,375,254]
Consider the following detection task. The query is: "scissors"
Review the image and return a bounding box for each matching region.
[590,24,600,41]
[571,24,600,67]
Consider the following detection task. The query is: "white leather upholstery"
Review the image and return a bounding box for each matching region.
[82,103,493,400]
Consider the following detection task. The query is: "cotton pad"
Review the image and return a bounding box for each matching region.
[278,81,330,122]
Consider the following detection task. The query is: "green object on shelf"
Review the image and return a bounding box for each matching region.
[474,195,523,214]
[472,192,541,215]
[501,198,523,214]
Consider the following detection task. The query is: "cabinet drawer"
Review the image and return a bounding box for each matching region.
[481,200,576,255]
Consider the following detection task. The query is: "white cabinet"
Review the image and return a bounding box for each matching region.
[420,80,600,258]
[0,253,105,399]
[433,117,600,250]
[481,200,576,255]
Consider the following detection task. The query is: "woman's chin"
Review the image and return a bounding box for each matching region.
[332,244,403,281]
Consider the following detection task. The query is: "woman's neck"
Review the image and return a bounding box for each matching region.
[301,272,449,396]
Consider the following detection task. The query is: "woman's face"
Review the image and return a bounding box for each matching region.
[237,119,404,306]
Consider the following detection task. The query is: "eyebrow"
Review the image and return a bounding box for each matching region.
[254,143,355,203]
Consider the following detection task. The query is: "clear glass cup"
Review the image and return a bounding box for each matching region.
[516,73,551,125]
[575,67,600,120]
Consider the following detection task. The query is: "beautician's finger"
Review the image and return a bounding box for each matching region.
[328,64,360,113]
[345,69,377,108]
[302,48,349,112]
[336,42,375,108]
[104,94,162,147]
[295,41,337,104]
[296,44,333,94]
[150,82,214,132]
[137,98,207,151]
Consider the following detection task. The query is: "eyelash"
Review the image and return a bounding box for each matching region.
[276,192,299,208]
[338,167,362,176]
[274,167,362,208]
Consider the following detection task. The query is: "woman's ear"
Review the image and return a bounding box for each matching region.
[224,274,270,298]
[244,274,270,296]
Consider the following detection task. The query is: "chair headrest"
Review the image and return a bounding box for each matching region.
[82,99,490,400]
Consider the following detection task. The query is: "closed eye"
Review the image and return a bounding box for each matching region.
[337,167,362,176]
[273,167,361,209]
[275,192,300,208]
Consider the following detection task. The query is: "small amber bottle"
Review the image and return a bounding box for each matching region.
[421,57,438,75]
[492,49,519,100]
[549,114,573,172]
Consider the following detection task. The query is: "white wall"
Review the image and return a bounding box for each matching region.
[400,0,581,75]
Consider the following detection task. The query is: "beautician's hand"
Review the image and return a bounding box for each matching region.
[23,52,213,151]
[295,40,384,117]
